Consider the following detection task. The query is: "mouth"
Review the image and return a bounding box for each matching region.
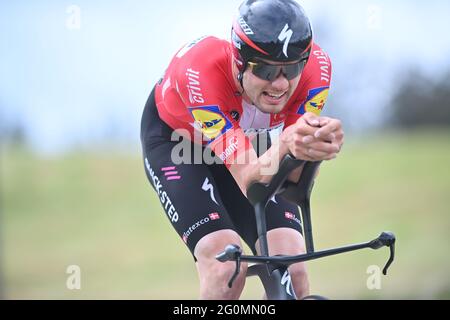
[262,91,288,104]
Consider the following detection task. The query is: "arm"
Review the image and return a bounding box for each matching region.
[228,113,340,196]
[228,130,290,197]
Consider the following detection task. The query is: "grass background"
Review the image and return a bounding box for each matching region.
[2,129,449,299]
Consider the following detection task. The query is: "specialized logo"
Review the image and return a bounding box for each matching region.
[202,177,218,205]
[145,158,179,223]
[281,270,294,297]
[230,110,240,121]
[298,87,329,116]
[189,106,232,140]
[278,24,293,58]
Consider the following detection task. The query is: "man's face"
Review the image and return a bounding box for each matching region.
[242,59,302,114]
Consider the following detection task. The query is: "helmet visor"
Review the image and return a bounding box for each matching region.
[248,59,307,81]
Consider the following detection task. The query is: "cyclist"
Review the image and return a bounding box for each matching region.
[141,0,344,299]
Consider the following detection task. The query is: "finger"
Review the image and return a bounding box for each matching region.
[314,123,337,138]
[293,123,318,137]
[309,149,338,161]
[324,153,337,161]
[303,132,335,143]
[301,112,320,127]
[292,147,316,162]
[308,141,340,154]
[334,130,344,141]
[305,118,320,127]
[319,117,331,127]
[321,132,336,143]
[307,148,335,160]
[302,135,314,144]
[314,119,341,138]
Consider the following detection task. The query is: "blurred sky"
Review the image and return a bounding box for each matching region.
[1,0,450,154]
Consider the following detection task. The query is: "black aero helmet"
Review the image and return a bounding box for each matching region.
[231,0,313,72]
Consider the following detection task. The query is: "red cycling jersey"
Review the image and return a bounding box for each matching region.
[154,36,332,168]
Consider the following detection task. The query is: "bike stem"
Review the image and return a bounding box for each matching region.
[281,160,322,253]
[247,154,306,256]
[254,202,269,256]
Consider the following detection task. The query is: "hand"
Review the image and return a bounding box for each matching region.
[307,115,344,156]
[281,113,342,161]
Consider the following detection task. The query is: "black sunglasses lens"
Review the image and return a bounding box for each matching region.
[252,64,279,81]
[282,63,302,80]
[251,60,305,81]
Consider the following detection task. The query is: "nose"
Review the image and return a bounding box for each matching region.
[270,73,289,91]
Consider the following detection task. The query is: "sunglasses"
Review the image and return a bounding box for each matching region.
[247,59,307,82]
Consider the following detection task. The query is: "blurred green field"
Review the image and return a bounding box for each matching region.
[2,130,450,299]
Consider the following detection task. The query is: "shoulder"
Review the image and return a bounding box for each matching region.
[285,42,333,117]
[168,35,232,88]
[161,36,231,86]
[168,36,236,106]
[156,35,239,121]
[302,42,332,86]
[173,36,230,64]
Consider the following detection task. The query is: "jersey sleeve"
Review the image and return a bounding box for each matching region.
[284,44,333,128]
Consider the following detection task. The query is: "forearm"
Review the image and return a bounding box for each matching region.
[229,128,295,196]
[229,111,343,196]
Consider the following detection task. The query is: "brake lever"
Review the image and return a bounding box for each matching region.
[368,232,396,275]
[228,256,241,288]
[383,240,395,275]
[215,244,243,288]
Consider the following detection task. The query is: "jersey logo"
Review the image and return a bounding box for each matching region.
[243,123,284,136]
[203,119,222,128]
[238,17,254,35]
[298,87,329,116]
[189,106,233,141]
[281,270,294,297]
[202,178,218,205]
[278,24,293,58]
[230,110,240,121]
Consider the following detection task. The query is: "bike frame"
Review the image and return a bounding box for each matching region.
[216,154,396,300]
